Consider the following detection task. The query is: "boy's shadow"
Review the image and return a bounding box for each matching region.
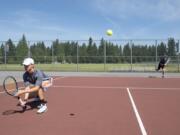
[2,101,41,116]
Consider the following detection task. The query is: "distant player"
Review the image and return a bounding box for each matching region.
[15,58,53,114]
[156,55,169,78]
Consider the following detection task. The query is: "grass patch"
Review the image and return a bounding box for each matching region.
[0,63,179,72]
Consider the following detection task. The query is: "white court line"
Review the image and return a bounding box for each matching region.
[1,85,179,94]
[127,88,147,135]
[128,87,180,90]
[53,76,66,80]
[52,85,180,90]
[53,85,126,89]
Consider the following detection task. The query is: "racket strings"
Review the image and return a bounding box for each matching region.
[4,78,17,95]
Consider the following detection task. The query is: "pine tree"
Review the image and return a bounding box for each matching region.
[87,37,94,63]
[98,38,105,63]
[5,39,16,63]
[157,42,167,56]
[167,38,176,56]
[16,35,29,63]
[30,42,47,63]
[123,43,131,63]
[79,43,87,63]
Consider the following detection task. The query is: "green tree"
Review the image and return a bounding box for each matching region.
[106,42,119,63]
[79,43,87,63]
[45,46,52,63]
[167,38,176,56]
[175,41,179,53]
[131,45,149,63]
[71,41,78,63]
[132,44,141,63]
[87,37,96,63]
[0,46,2,57]
[92,43,98,63]
[63,41,77,63]
[52,39,65,63]
[141,45,149,62]
[123,43,131,63]
[31,41,46,63]
[98,38,106,63]
[64,41,72,63]
[147,45,156,61]
[118,45,123,62]
[16,35,29,63]
[6,39,16,64]
[157,42,167,56]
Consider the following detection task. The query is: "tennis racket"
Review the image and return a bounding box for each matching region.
[3,76,19,97]
[3,76,53,96]
[165,58,170,65]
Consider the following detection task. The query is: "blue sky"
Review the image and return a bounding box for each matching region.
[0,0,180,41]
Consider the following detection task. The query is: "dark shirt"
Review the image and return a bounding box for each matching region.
[23,70,48,87]
[160,57,166,64]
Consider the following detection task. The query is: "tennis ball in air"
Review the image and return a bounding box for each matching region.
[106,29,113,36]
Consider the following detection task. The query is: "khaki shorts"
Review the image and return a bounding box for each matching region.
[19,91,38,100]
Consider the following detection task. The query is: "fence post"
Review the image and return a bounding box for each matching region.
[4,43,9,69]
[155,40,158,70]
[28,41,31,57]
[51,44,54,63]
[178,54,180,72]
[4,44,6,69]
[130,40,132,72]
[77,43,79,72]
[104,41,106,72]
[4,45,6,64]
[178,40,180,72]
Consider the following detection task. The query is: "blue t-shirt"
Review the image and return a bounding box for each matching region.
[23,70,48,87]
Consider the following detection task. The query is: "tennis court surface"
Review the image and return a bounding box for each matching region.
[0,75,180,135]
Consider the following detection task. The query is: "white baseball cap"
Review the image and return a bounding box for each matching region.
[22,58,34,66]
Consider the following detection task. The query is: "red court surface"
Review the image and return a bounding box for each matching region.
[0,76,180,135]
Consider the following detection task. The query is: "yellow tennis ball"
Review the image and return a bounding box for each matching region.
[106,29,113,36]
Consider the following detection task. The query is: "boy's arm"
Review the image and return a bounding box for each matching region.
[16,86,40,96]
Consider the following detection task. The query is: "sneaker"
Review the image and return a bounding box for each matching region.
[37,104,48,114]
[37,104,43,109]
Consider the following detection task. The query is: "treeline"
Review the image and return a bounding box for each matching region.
[0,35,179,64]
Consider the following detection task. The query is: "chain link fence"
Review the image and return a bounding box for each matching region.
[0,39,179,72]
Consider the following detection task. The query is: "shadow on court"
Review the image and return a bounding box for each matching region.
[2,101,41,116]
